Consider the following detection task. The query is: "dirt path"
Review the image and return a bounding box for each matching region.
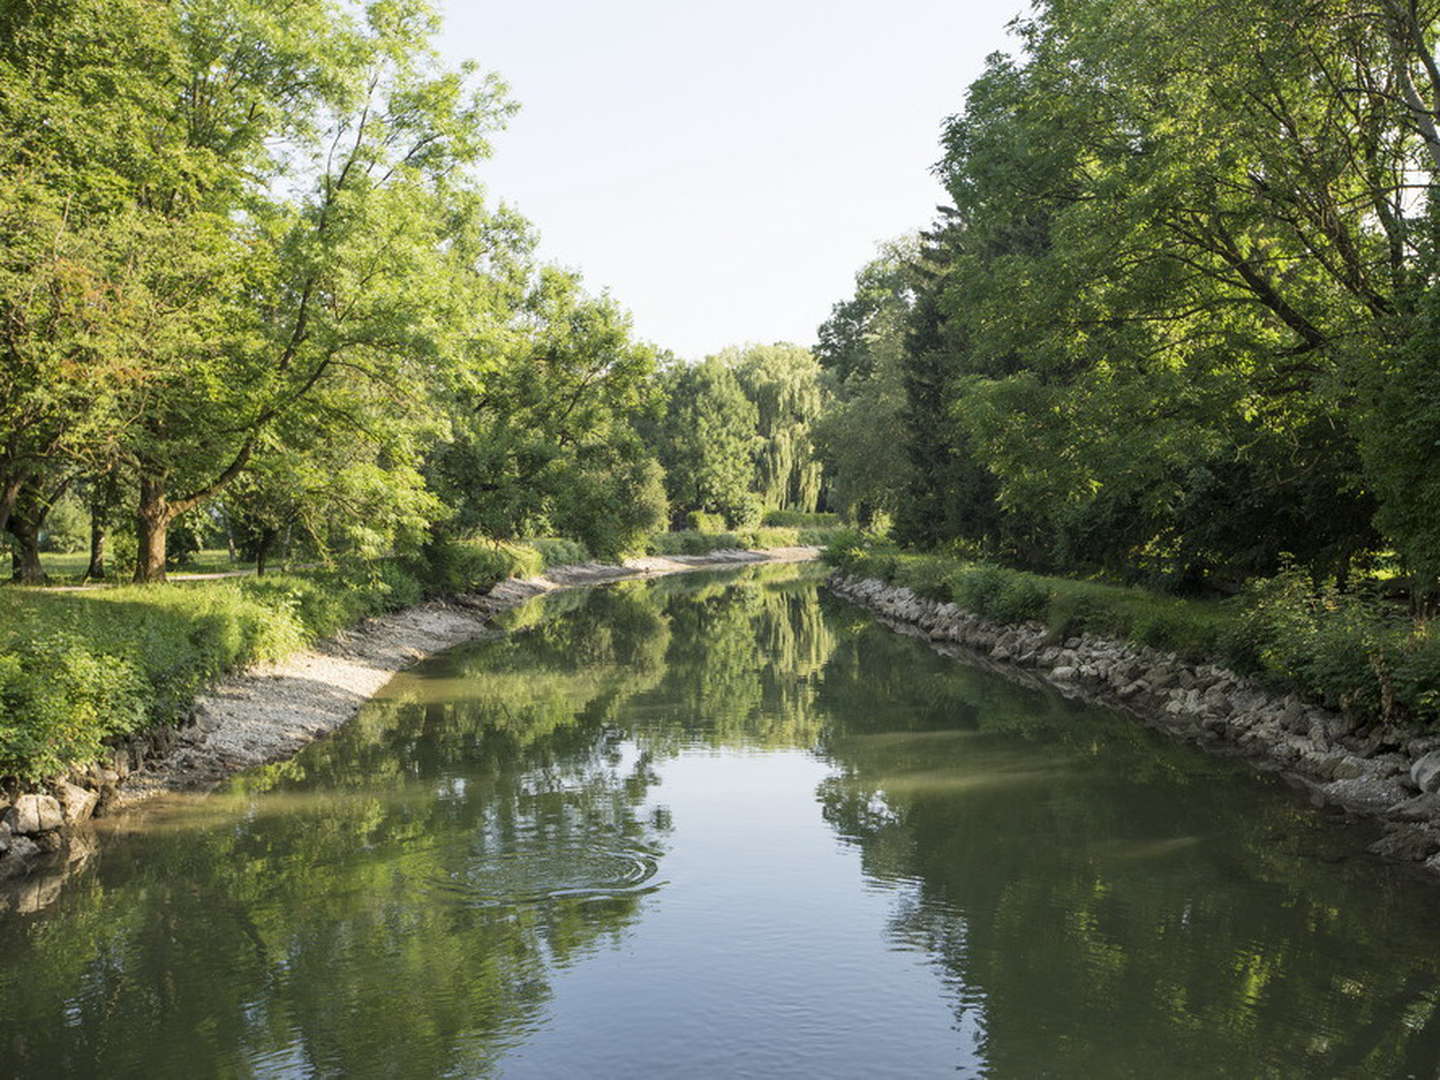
[109,547,819,807]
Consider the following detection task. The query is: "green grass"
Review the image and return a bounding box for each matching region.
[0,567,419,783]
[0,527,838,786]
[33,547,256,584]
[0,537,572,785]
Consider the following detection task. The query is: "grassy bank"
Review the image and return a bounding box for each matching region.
[0,531,821,785]
[0,537,600,784]
[825,533,1440,731]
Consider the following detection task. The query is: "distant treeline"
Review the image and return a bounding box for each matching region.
[815,0,1440,598]
[0,0,827,584]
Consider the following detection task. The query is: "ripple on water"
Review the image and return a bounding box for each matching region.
[432,843,664,908]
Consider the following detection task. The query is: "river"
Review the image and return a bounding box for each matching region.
[2,564,1439,1077]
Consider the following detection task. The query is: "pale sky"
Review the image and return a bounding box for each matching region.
[436,1,1023,359]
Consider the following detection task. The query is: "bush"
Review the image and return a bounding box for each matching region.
[0,635,148,783]
[0,582,318,782]
[1236,570,1440,722]
[992,577,1051,623]
[686,511,727,534]
[0,533,585,784]
[419,539,541,596]
[829,535,1236,662]
[748,526,800,550]
[648,530,746,556]
[762,510,839,528]
[947,564,1009,616]
[526,537,590,569]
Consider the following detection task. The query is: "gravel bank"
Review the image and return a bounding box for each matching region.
[0,547,817,890]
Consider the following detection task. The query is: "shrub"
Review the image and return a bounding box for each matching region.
[647,530,745,556]
[948,564,1009,617]
[0,635,148,783]
[526,537,590,569]
[748,526,800,550]
[992,577,1051,623]
[0,534,579,784]
[895,555,953,602]
[686,511,727,534]
[1234,570,1437,720]
[762,510,839,528]
[420,539,543,596]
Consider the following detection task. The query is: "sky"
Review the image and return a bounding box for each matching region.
[435,0,1023,360]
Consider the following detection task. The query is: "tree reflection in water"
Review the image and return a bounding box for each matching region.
[2,565,1440,1078]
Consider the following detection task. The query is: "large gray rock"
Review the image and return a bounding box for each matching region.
[1388,791,1440,821]
[1322,775,1410,811]
[3,794,63,836]
[1411,750,1440,794]
[55,781,98,825]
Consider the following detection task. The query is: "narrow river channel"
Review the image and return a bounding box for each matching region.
[3,564,1440,1077]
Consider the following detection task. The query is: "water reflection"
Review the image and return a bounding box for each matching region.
[1,564,1439,1078]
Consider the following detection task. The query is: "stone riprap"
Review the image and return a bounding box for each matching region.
[829,573,1440,877]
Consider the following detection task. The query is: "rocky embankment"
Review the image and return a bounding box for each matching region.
[0,547,817,898]
[830,574,1440,876]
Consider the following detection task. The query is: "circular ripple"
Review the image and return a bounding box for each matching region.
[433,844,662,908]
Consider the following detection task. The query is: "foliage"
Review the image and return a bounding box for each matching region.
[647,525,841,557]
[646,357,761,528]
[827,535,1440,724]
[526,537,590,569]
[813,239,917,526]
[687,511,728,533]
[762,510,838,528]
[549,443,667,560]
[825,537,1238,662]
[1238,571,1440,724]
[722,344,826,513]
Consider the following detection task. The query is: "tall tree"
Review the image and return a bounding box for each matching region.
[724,343,825,514]
[649,358,760,528]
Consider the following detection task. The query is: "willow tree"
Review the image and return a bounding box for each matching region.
[723,343,825,514]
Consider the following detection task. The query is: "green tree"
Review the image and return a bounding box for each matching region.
[425,265,662,547]
[813,239,919,526]
[649,357,760,528]
[724,343,825,514]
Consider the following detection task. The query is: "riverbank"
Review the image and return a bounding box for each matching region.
[0,547,818,886]
[829,573,1440,878]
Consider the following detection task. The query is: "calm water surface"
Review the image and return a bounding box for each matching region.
[4,566,1440,1078]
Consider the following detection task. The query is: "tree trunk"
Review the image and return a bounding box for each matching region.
[87,520,107,580]
[7,514,43,585]
[0,475,21,540]
[86,475,113,581]
[254,527,277,577]
[134,474,173,584]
